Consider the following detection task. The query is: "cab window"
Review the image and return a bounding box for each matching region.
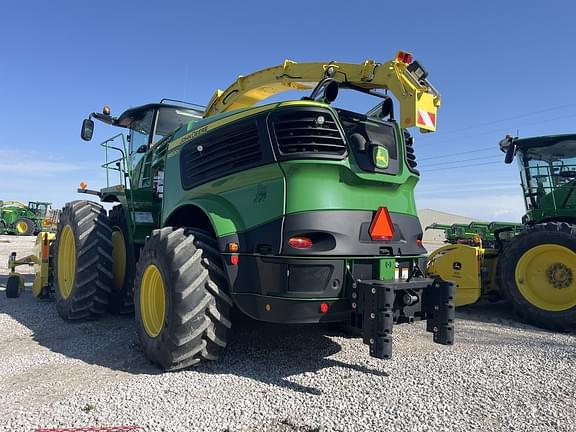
[129,109,155,169]
[153,107,202,145]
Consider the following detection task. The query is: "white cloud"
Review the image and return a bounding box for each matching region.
[0,147,111,207]
[0,160,86,176]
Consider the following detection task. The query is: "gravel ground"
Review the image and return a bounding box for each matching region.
[0,234,575,432]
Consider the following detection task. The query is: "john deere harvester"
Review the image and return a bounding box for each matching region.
[428,134,576,330]
[49,51,455,370]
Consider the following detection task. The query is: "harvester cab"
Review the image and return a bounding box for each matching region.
[45,51,456,370]
[500,134,576,224]
[81,100,204,188]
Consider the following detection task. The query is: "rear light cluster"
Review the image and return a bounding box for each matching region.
[288,236,313,249]
[396,51,414,64]
[227,242,240,265]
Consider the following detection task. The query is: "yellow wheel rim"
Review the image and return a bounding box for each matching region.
[57,225,76,299]
[111,229,127,291]
[140,264,166,338]
[515,244,576,311]
[16,221,28,234]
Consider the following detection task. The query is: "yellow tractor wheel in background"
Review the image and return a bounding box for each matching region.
[515,244,576,312]
[57,225,76,299]
[52,201,113,320]
[15,218,35,236]
[497,222,576,331]
[108,205,136,314]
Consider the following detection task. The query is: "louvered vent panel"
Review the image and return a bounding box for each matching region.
[181,122,262,189]
[272,111,346,156]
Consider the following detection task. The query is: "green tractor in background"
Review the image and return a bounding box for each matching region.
[52,51,456,370]
[0,201,52,235]
[428,134,576,330]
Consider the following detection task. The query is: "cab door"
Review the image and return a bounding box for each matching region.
[127,108,159,246]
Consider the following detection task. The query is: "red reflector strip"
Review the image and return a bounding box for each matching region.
[42,233,50,259]
[417,109,436,129]
[369,207,395,241]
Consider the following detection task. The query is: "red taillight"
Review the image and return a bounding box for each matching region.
[396,51,413,64]
[288,236,313,249]
[320,303,329,313]
[230,255,239,265]
[369,207,395,241]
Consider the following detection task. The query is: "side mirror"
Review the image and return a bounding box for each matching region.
[380,98,394,120]
[350,133,367,152]
[80,118,94,141]
[136,145,148,154]
[504,142,516,164]
[324,80,339,103]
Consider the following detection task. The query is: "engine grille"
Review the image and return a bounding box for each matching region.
[271,109,346,157]
[180,121,262,189]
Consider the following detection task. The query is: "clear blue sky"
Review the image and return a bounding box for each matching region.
[1,1,575,221]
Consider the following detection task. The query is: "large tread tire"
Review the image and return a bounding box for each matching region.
[108,205,136,315]
[15,218,35,236]
[497,222,576,331]
[52,200,113,320]
[134,227,232,371]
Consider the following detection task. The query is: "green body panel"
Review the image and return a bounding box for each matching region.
[161,102,420,238]
[162,163,285,237]
[523,180,576,223]
[280,160,419,217]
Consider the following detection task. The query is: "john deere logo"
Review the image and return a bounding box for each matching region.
[373,146,389,169]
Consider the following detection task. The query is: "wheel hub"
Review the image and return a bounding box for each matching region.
[515,243,576,311]
[547,263,573,289]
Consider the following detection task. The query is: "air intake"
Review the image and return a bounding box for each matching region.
[271,109,346,157]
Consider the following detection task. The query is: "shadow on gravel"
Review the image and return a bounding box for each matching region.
[1,277,386,394]
[0,274,157,375]
[198,315,389,396]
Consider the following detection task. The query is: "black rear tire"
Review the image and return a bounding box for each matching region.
[15,218,35,236]
[134,227,232,370]
[108,205,136,314]
[52,201,113,320]
[6,275,21,298]
[497,222,576,331]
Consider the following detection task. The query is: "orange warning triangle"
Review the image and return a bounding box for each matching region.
[369,207,395,241]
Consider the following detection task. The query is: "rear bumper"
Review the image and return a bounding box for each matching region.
[228,254,455,359]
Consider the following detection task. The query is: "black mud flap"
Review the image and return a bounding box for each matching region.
[350,278,455,359]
